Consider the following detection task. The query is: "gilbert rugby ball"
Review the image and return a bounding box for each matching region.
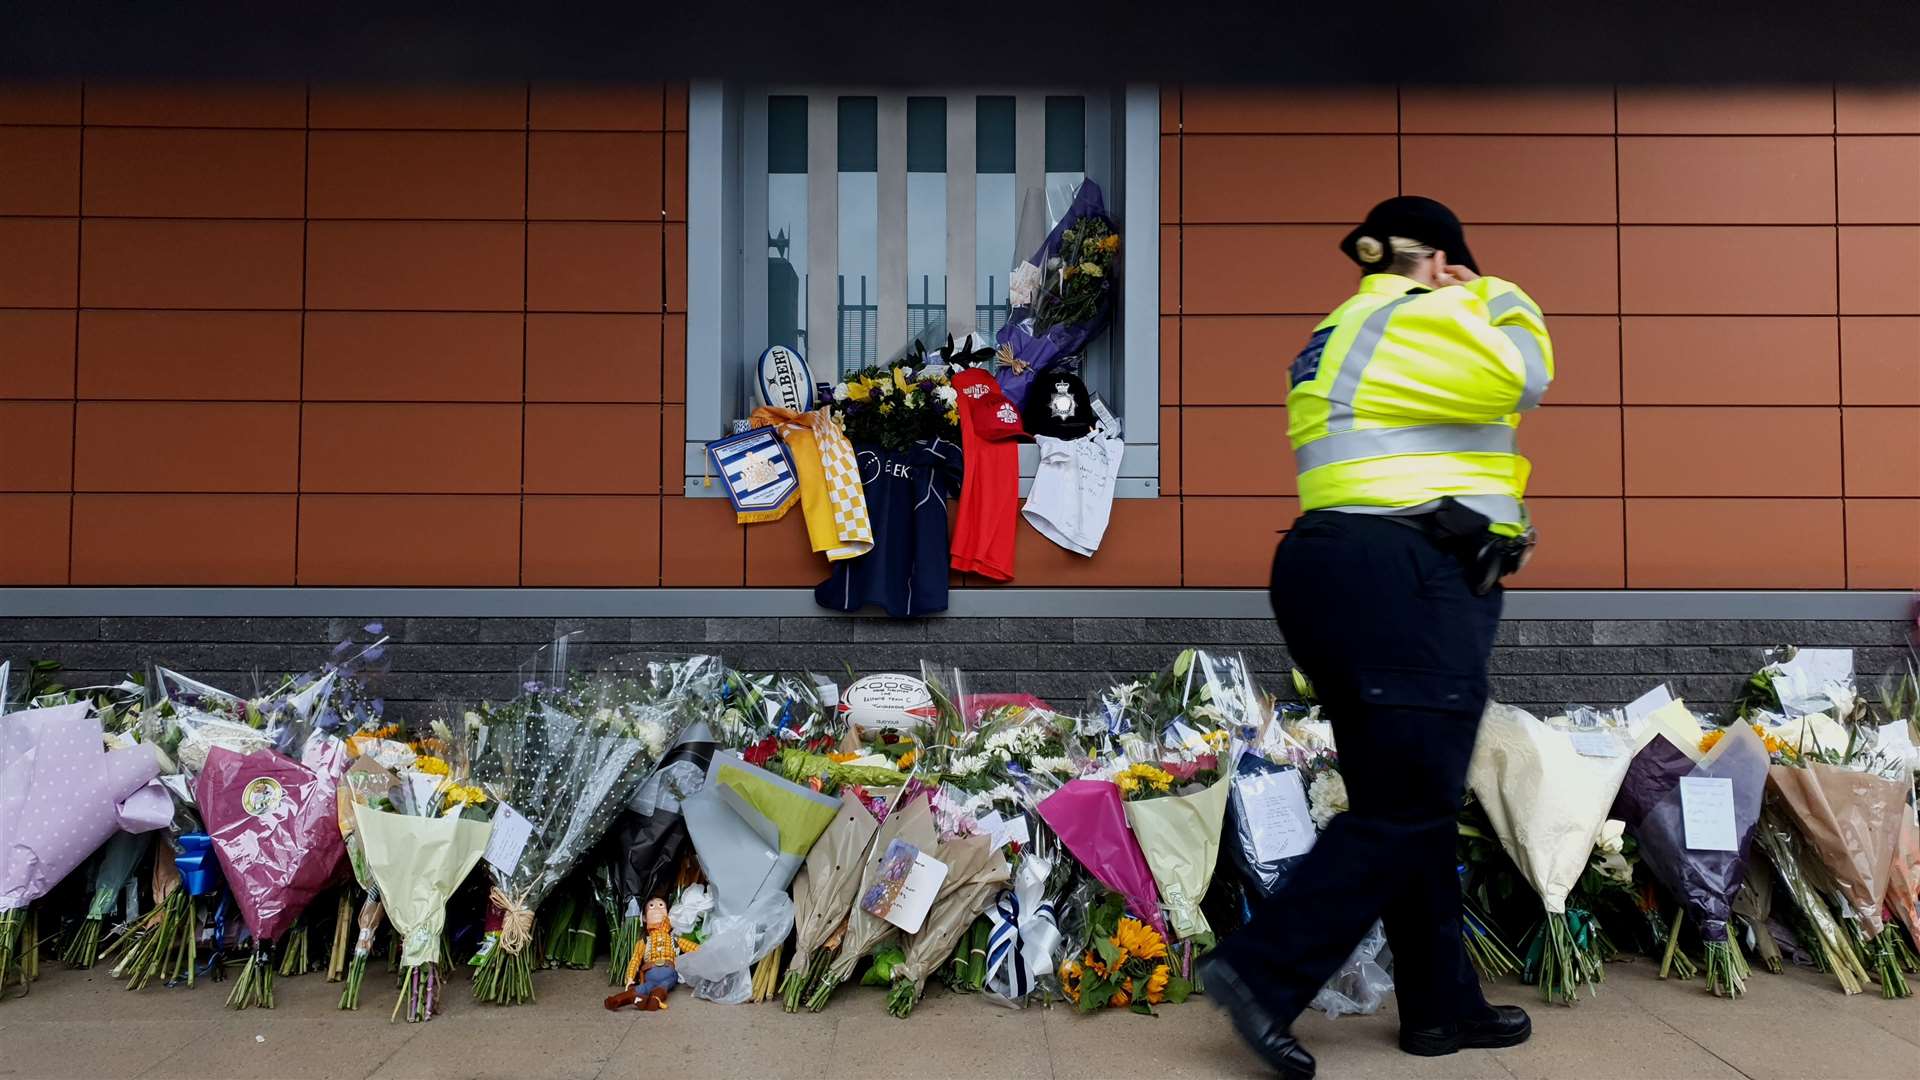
[757,344,815,411]
[839,674,937,731]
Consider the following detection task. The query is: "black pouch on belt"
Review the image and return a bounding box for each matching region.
[1422,497,1534,596]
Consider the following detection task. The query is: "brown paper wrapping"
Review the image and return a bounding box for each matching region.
[1766,762,1908,935]
[893,834,1012,992]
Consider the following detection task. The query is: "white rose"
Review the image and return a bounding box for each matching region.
[935,384,959,406]
[1307,771,1348,830]
[833,382,851,402]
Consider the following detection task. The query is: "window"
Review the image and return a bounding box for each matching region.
[685,83,1161,497]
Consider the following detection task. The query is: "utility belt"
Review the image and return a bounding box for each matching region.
[1393,497,1537,596]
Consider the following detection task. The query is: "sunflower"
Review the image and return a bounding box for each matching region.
[1059,957,1083,1004]
[896,748,918,771]
[1109,977,1134,1008]
[1146,963,1170,1004]
[1114,916,1167,962]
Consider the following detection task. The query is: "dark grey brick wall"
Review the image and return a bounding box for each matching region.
[1,616,1910,718]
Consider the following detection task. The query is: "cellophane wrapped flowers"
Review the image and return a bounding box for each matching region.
[466,642,675,1005]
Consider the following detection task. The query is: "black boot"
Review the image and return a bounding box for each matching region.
[1197,953,1316,1079]
[1401,1004,1532,1057]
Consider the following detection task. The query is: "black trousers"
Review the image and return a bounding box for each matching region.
[1221,510,1502,1030]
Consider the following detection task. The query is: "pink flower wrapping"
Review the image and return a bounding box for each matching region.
[194,745,349,943]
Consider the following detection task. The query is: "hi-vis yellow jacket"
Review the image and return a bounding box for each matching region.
[1286,273,1553,536]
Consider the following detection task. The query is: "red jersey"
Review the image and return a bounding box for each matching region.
[948,366,1025,581]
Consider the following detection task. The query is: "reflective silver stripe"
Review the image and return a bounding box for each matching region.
[1320,493,1524,525]
[1487,292,1542,321]
[1293,423,1517,473]
[1324,294,1422,433]
[1501,325,1551,410]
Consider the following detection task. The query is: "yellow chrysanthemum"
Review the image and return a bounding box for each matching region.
[1102,234,1121,253]
[412,755,451,776]
[1116,763,1175,794]
[1079,262,1102,278]
[1146,963,1170,1004]
[1113,771,1140,796]
[1114,917,1167,962]
[1204,728,1232,751]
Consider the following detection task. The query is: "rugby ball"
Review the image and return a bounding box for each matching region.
[757,344,815,411]
[840,674,937,731]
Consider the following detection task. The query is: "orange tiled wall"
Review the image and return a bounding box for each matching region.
[0,82,689,586]
[1166,85,1919,591]
[1,83,1915,590]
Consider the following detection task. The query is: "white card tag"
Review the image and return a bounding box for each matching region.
[483,802,535,875]
[1003,815,1031,848]
[404,772,442,816]
[1679,776,1739,852]
[1624,685,1674,726]
[1239,769,1315,861]
[862,839,949,935]
[1569,731,1623,758]
[1167,720,1210,756]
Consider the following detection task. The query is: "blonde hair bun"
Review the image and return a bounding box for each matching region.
[1352,235,1386,263]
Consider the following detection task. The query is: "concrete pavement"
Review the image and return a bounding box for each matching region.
[1,955,1915,1079]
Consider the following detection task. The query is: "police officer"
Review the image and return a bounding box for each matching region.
[1202,196,1550,1079]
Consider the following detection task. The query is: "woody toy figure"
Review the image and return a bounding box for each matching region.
[604,897,690,1012]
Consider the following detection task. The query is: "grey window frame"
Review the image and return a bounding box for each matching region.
[683,81,1162,498]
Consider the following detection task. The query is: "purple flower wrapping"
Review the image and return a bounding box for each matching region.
[995,180,1117,409]
[1611,729,1769,942]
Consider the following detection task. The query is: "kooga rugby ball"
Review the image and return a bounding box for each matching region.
[757,344,815,411]
[840,674,937,731]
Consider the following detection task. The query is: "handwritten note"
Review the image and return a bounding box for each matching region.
[1239,769,1315,862]
[1569,731,1624,758]
[1625,685,1675,726]
[1679,777,1738,852]
[483,802,535,875]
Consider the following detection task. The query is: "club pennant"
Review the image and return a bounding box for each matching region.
[705,427,800,523]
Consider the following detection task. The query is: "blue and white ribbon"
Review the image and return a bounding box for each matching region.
[983,853,1061,1008]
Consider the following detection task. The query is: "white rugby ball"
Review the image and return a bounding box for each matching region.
[840,674,937,731]
[757,344,815,411]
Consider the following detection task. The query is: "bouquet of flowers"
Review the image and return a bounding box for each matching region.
[1766,755,1912,996]
[2,701,169,996]
[803,787,937,1010]
[350,759,493,1023]
[995,179,1120,408]
[466,647,671,1006]
[194,735,351,1009]
[780,791,884,1011]
[1057,888,1192,1015]
[679,751,837,1003]
[1611,720,1769,998]
[1035,778,1165,942]
[830,359,960,451]
[597,655,726,983]
[1467,703,1636,1004]
[886,803,1012,1017]
[335,755,398,1009]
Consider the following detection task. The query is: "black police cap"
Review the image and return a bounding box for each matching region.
[1340,196,1478,275]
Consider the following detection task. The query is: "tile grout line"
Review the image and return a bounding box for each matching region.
[519,82,532,588]
[359,1022,426,1080]
[67,82,85,585]
[1830,84,1849,587]
[1613,84,1629,588]
[1610,981,1759,1079]
[293,83,311,586]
